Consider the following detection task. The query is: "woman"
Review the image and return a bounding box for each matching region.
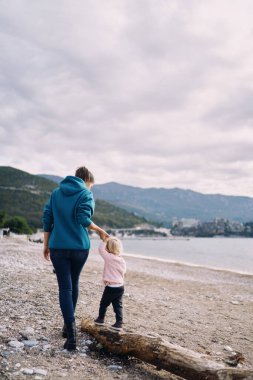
[42,166,108,351]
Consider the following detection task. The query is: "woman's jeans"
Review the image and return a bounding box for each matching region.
[50,249,89,325]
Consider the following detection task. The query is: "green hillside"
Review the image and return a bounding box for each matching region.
[0,166,57,227]
[0,166,148,229]
[0,166,57,191]
[92,199,147,228]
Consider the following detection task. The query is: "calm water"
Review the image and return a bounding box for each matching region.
[91,238,253,274]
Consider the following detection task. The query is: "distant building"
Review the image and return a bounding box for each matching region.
[200,222,218,236]
[172,218,199,228]
[105,226,168,238]
[171,217,247,237]
[0,228,10,238]
[154,227,171,236]
[226,221,244,234]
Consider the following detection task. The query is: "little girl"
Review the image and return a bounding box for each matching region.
[94,237,126,331]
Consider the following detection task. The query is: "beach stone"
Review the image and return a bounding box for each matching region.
[34,368,48,376]
[85,339,93,345]
[20,327,35,340]
[60,349,69,354]
[40,335,49,341]
[224,345,233,352]
[42,344,51,351]
[1,351,12,357]
[23,339,38,347]
[8,336,18,342]
[8,340,24,349]
[231,300,240,305]
[1,358,9,367]
[22,368,34,375]
[15,363,21,368]
[12,372,21,377]
[108,365,123,371]
[96,343,103,350]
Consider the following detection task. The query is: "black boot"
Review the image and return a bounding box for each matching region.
[63,322,76,351]
[62,323,67,338]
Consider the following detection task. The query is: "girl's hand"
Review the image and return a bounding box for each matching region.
[87,222,109,241]
[99,229,109,241]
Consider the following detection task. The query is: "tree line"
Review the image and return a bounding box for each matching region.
[0,211,34,234]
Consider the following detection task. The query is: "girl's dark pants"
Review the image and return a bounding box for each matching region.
[99,286,124,322]
[50,249,89,325]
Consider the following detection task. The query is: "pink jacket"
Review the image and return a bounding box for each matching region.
[98,242,126,284]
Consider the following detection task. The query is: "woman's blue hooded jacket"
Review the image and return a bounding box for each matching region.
[42,176,95,250]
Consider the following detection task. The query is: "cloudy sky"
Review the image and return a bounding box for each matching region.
[1,1,253,196]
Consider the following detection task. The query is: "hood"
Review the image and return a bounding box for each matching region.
[60,176,89,196]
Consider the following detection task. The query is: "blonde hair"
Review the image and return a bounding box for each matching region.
[106,237,123,255]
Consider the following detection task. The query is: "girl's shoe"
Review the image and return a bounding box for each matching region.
[94,317,104,325]
[111,321,123,331]
[63,322,76,351]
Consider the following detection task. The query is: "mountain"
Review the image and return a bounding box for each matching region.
[37,174,253,224]
[92,182,253,224]
[1,167,57,192]
[37,174,63,184]
[0,166,57,227]
[0,167,148,229]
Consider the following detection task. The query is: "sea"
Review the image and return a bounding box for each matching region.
[90,237,253,275]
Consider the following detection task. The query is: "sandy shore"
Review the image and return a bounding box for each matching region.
[0,237,252,379]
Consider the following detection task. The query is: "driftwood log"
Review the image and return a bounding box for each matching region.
[81,318,253,380]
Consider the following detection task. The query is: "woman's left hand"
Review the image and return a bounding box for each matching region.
[43,246,50,261]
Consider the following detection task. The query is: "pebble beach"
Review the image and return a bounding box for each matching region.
[0,237,252,379]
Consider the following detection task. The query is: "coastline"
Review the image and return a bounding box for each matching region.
[122,252,253,277]
[0,237,252,379]
[91,236,253,276]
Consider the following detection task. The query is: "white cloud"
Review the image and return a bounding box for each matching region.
[1,0,253,196]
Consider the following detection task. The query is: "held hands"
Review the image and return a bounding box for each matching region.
[98,229,110,241]
[43,245,50,261]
